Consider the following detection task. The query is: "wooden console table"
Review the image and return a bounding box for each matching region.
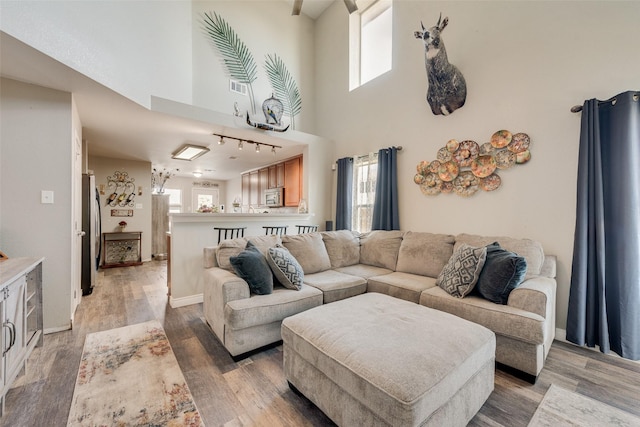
[102,231,143,268]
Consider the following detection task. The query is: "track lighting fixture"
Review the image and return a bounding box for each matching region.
[211,133,282,154]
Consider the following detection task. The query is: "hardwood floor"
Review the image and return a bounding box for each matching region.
[2,261,639,426]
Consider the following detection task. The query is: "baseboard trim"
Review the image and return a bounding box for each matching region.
[44,324,72,335]
[169,293,203,308]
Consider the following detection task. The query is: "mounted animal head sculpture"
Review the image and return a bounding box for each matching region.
[414,14,467,115]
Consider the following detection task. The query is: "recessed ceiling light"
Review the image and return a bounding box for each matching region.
[193,171,203,178]
[171,144,210,161]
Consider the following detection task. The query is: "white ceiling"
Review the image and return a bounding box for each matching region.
[0,31,310,181]
[285,0,334,19]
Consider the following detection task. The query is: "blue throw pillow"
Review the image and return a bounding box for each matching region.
[230,242,274,295]
[476,242,527,304]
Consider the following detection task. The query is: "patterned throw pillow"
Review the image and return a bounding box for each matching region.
[436,244,487,298]
[266,245,304,290]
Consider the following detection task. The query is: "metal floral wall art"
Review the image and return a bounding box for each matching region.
[414,130,531,197]
[105,171,136,207]
[202,12,302,131]
[414,14,467,115]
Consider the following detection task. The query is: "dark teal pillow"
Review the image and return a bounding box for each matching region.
[230,242,274,295]
[476,242,527,304]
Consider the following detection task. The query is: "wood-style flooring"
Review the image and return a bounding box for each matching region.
[2,261,639,426]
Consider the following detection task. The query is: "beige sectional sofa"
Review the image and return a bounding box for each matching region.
[202,229,556,381]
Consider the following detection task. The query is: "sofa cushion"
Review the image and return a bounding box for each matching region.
[303,270,367,303]
[282,232,332,274]
[359,230,404,270]
[476,242,527,304]
[216,234,281,271]
[334,264,393,279]
[321,230,360,268]
[229,242,274,295]
[437,244,487,298]
[395,232,455,278]
[216,237,248,271]
[455,233,544,277]
[420,287,545,345]
[266,245,304,290]
[367,272,437,304]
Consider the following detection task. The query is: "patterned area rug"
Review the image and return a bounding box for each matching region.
[67,320,203,426]
[528,384,640,426]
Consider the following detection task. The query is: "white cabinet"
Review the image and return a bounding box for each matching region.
[0,257,43,415]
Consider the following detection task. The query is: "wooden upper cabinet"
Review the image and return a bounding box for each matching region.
[284,156,302,207]
[240,155,302,208]
[249,170,259,206]
[241,173,250,206]
[258,168,269,204]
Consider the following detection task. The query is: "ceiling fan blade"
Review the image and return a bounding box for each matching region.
[344,0,358,14]
[292,0,303,16]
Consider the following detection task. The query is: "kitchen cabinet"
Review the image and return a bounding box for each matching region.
[249,170,259,206]
[284,156,302,207]
[0,257,43,415]
[241,155,302,208]
[241,172,250,207]
[268,164,285,189]
[259,168,269,205]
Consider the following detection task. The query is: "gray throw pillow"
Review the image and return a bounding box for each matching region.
[436,243,487,298]
[229,242,274,295]
[475,242,527,304]
[266,245,304,290]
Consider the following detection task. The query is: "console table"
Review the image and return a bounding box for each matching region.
[0,257,44,415]
[102,231,143,268]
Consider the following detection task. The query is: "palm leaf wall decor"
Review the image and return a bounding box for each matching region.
[264,54,302,130]
[202,11,258,114]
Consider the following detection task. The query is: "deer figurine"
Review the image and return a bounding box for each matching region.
[414,14,467,115]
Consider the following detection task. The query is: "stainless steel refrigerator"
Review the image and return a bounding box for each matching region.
[81,173,101,295]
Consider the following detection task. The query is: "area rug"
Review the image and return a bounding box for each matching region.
[528,384,640,426]
[67,320,204,426]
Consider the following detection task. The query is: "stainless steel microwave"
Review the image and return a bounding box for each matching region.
[265,188,284,207]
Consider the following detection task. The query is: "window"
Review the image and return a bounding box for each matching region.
[349,0,393,90]
[164,188,182,213]
[192,188,219,212]
[352,153,378,232]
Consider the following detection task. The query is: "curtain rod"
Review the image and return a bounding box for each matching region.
[335,146,403,163]
[571,93,640,113]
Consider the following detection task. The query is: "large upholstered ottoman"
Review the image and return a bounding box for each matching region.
[282,293,495,426]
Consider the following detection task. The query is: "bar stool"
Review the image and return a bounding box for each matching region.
[296,225,319,234]
[263,226,288,236]
[214,227,246,243]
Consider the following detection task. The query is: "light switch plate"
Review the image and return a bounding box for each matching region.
[41,190,54,204]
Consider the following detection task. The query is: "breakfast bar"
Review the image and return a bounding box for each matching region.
[167,212,315,307]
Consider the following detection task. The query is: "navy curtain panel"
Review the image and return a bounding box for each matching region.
[335,157,353,230]
[371,147,400,231]
[567,90,640,360]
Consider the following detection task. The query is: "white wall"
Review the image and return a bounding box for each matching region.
[315,1,640,330]
[191,0,317,133]
[0,78,74,332]
[0,0,193,108]
[88,156,153,262]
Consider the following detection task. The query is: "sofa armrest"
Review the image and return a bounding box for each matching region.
[203,267,250,304]
[508,276,556,319]
[202,267,250,344]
